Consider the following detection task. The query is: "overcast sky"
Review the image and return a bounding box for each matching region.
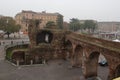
[0,0,120,22]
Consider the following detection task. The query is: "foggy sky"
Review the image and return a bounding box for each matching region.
[0,0,120,22]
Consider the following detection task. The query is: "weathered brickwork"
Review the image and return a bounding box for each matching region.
[28,19,67,64]
[8,19,120,80]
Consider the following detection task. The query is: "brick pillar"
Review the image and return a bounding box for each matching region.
[82,50,98,79]
[83,59,97,78]
[70,44,76,67]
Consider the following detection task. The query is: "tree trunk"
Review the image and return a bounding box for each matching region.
[7,34,10,38]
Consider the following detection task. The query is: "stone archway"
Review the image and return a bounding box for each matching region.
[73,45,83,67]
[84,51,100,78]
[36,30,53,45]
[12,51,25,65]
[98,53,109,80]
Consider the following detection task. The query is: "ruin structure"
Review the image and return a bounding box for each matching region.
[6,19,120,80]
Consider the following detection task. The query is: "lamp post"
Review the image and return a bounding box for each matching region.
[6,19,10,38]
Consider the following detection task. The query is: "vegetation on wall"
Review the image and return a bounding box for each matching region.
[45,21,57,29]
[6,44,28,60]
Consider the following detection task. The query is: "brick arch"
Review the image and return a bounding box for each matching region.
[84,51,100,78]
[12,51,25,65]
[65,32,120,80]
[89,51,100,60]
[36,30,53,45]
[72,45,83,67]
[101,50,118,80]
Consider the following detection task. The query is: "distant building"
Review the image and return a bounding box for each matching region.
[15,10,63,34]
[97,22,120,40]
[97,22,120,32]
[79,20,97,24]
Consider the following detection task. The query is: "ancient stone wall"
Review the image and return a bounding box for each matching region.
[28,19,67,64]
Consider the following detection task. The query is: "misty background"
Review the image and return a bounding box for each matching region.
[0,0,120,22]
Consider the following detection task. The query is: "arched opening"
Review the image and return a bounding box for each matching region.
[73,45,83,67]
[36,30,53,45]
[12,51,25,65]
[84,51,100,78]
[115,64,120,78]
[98,53,109,80]
[85,52,109,79]
[98,54,108,66]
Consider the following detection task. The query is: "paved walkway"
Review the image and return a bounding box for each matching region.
[0,60,83,80]
[0,60,109,80]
